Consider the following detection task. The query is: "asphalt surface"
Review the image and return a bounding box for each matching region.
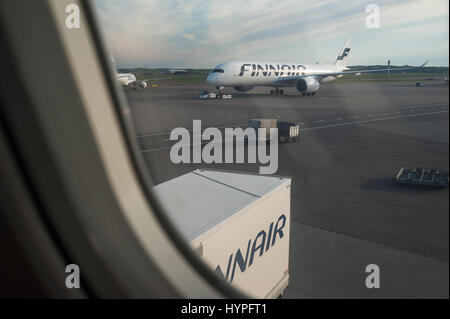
[125,80,449,298]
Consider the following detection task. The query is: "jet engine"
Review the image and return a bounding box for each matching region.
[295,77,320,95]
[140,81,147,88]
[233,86,255,92]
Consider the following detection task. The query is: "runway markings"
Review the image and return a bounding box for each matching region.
[136,123,248,139]
[302,110,449,132]
[142,137,249,153]
[399,103,447,111]
[136,104,448,139]
[142,146,171,152]
[137,101,449,153]
[140,110,448,153]
[162,131,219,141]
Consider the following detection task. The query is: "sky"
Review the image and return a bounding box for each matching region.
[94,0,449,68]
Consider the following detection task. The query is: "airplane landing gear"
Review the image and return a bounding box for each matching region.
[215,85,225,98]
[270,88,284,95]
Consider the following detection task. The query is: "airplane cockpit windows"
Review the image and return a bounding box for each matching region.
[212,69,224,73]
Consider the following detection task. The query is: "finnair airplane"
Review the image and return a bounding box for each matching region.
[206,38,428,96]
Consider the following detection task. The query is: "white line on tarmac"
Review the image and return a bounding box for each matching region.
[136,123,248,139]
[141,146,171,152]
[302,110,449,132]
[140,110,448,153]
[163,132,202,141]
[136,104,448,139]
[399,103,447,110]
[141,137,249,153]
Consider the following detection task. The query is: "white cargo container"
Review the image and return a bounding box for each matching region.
[153,169,291,298]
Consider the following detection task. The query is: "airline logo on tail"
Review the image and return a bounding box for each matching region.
[337,47,351,61]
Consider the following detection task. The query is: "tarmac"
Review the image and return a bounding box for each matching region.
[126,80,449,298]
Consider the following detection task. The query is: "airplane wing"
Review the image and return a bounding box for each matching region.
[274,61,429,85]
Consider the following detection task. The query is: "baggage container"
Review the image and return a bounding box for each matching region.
[153,169,291,298]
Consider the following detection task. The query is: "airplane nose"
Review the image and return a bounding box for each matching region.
[207,73,219,85]
[206,73,213,84]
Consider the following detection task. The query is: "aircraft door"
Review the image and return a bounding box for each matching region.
[232,65,240,76]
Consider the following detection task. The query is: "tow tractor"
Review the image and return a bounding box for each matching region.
[199,90,217,99]
[199,86,232,99]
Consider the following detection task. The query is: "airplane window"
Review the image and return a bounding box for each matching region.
[92,0,449,300]
[0,0,446,301]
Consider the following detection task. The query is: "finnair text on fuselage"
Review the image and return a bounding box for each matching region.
[206,60,345,91]
[238,63,307,77]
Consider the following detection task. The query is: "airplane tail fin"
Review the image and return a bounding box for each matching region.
[335,37,352,67]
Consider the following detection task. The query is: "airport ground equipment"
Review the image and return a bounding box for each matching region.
[277,121,301,143]
[216,93,232,99]
[396,168,449,188]
[199,90,232,99]
[248,119,301,143]
[153,169,291,298]
[199,90,217,99]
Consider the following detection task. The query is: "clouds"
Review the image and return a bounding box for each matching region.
[94,0,449,67]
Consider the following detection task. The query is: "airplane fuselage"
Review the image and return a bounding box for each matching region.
[115,73,137,86]
[205,39,426,95]
[206,62,348,88]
